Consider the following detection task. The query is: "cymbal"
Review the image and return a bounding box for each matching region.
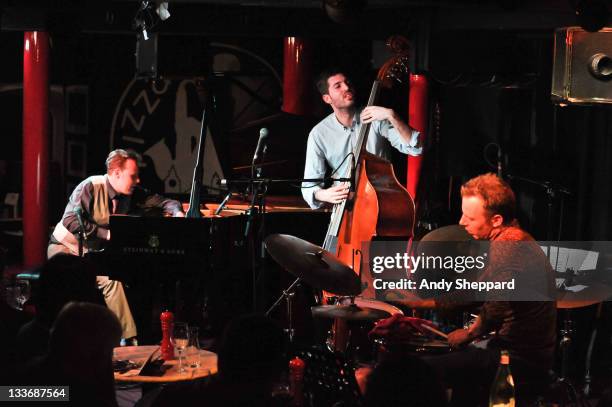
[264,234,361,296]
[556,281,612,309]
[311,305,391,321]
[420,225,472,242]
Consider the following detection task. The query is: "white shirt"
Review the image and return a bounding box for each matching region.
[302,109,422,209]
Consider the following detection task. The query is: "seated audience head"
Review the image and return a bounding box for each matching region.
[49,302,121,374]
[36,254,102,325]
[217,314,286,383]
[46,302,121,406]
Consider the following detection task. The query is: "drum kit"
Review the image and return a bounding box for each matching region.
[265,229,612,386]
[264,233,449,357]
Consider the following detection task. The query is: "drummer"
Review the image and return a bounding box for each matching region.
[407,174,556,406]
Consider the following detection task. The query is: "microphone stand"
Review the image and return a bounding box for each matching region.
[505,173,571,241]
[74,209,87,258]
[507,173,586,404]
[215,192,233,215]
[225,175,346,325]
[245,144,268,312]
[77,228,86,258]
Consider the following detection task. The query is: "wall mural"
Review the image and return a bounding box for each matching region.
[109,44,282,197]
[110,78,224,195]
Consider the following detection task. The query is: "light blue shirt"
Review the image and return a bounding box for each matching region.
[302,109,422,209]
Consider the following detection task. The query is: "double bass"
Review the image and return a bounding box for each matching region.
[322,36,416,303]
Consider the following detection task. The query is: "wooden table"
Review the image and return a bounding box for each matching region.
[113,345,217,383]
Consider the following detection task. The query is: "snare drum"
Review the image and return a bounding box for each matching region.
[378,336,452,359]
[328,297,404,362]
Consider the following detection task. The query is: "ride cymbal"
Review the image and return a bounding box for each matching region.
[264,234,361,296]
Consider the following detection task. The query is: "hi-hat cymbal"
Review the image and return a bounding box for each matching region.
[264,234,361,296]
[311,305,391,321]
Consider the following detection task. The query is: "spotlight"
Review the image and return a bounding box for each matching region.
[133,1,170,41]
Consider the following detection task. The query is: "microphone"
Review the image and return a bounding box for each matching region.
[253,128,269,163]
[73,207,87,239]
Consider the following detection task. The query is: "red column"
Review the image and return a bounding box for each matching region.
[22,31,50,268]
[282,37,314,116]
[406,74,429,200]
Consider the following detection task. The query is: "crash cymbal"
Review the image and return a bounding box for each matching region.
[556,281,612,309]
[264,234,361,296]
[311,305,391,321]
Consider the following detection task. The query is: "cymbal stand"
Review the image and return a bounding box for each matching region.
[557,309,590,407]
[560,310,574,380]
[583,303,603,397]
[266,277,301,343]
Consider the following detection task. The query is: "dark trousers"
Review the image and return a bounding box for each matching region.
[422,345,551,407]
[422,346,500,407]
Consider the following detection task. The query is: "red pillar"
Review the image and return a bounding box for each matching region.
[406,74,429,200]
[282,37,314,116]
[22,31,50,268]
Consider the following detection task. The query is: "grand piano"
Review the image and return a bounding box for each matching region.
[93,196,329,342]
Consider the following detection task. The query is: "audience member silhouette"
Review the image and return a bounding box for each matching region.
[21,302,122,407]
[15,254,103,363]
[149,314,288,407]
[0,255,31,384]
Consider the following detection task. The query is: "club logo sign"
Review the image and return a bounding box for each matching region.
[110,78,224,194]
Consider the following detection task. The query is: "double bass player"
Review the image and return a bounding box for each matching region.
[301,69,422,209]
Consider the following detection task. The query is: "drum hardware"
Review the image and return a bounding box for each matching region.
[265,277,301,343]
[552,308,592,406]
[583,302,603,397]
[264,234,361,344]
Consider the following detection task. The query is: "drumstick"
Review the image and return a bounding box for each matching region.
[422,324,448,339]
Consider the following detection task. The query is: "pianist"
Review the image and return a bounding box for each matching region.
[47,149,185,344]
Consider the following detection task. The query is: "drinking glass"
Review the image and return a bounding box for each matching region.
[5,280,30,311]
[171,322,189,373]
[186,326,201,369]
[14,280,31,310]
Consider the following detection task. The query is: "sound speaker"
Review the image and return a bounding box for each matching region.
[551,27,612,105]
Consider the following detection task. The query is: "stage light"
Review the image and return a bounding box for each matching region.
[133,1,170,41]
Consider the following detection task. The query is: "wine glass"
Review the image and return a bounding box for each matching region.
[14,280,31,310]
[186,326,201,369]
[171,322,189,373]
[5,280,31,311]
